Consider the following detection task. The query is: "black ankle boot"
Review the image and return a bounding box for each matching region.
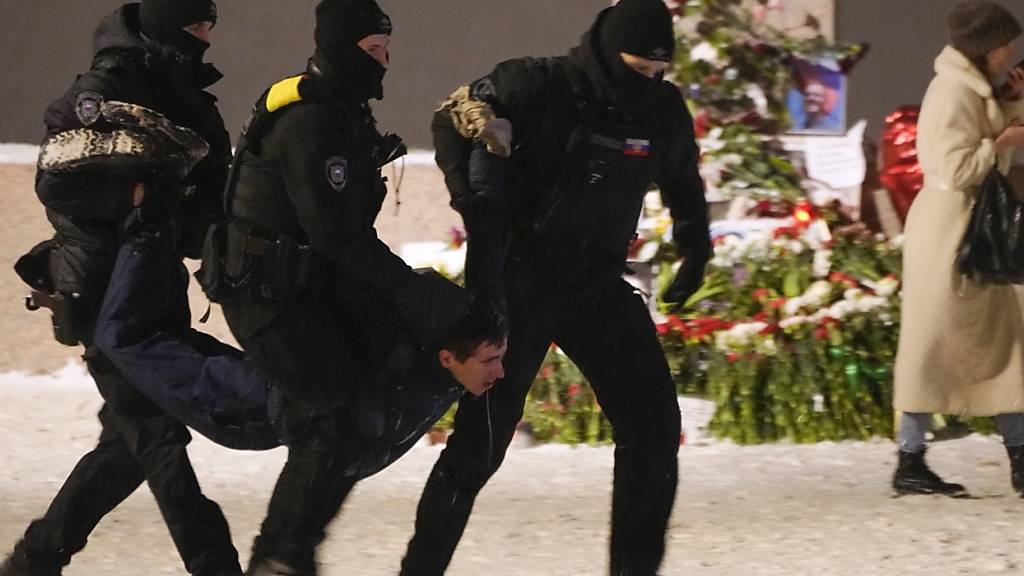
[893,448,968,496]
[1008,445,1024,497]
[245,558,309,576]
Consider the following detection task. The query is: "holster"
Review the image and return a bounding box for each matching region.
[225,221,317,303]
[49,293,81,346]
[194,221,229,303]
[15,238,82,346]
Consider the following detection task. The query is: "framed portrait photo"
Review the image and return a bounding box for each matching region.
[786,55,847,135]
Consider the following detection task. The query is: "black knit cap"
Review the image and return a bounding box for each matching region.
[140,0,218,40]
[315,0,392,53]
[599,0,675,62]
[947,1,1021,58]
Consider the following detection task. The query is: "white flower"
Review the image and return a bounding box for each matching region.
[636,241,660,262]
[812,249,832,278]
[843,288,864,301]
[643,192,664,213]
[875,277,901,298]
[783,298,804,316]
[805,281,832,306]
[690,41,724,65]
[715,322,769,352]
[756,337,778,357]
[828,301,853,319]
[745,83,769,115]
[813,394,825,413]
[779,315,810,329]
[720,153,745,166]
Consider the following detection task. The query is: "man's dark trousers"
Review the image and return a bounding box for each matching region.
[402,259,681,575]
[14,291,240,575]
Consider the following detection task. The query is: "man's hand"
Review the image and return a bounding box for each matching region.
[662,256,709,313]
[441,85,512,157]
[132,182,146,207]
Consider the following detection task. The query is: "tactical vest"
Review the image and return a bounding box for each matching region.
[509,62,663,284]
[197,75,316,304]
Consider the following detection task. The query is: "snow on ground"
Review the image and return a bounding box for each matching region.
[0,144,38,165]
[0,143,438,167]
[2,365,1023,575]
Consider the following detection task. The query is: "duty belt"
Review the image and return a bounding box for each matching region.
[226,221,317,303]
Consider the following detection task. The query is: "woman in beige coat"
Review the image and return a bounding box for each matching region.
[894,0,1024,497]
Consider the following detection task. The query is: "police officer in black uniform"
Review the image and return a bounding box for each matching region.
[0,2,239,576]
[400,1,712,574]
[214,1,500,574]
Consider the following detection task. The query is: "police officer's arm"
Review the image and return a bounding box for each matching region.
[657,98,713,304]
[434,59,541,302]
[278,108,468,345]
[178,102,231,258]
[35,58,139,220]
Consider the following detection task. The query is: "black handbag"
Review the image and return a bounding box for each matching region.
[955,166,1024,283]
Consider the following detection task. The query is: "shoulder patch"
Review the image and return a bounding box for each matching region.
[75,91,104,126]
[326,156,348,192]
[471,78,497,101]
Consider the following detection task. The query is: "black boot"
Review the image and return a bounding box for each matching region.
[892,448,968,496]
[1008,445,1024,498]
[245,558,309,576]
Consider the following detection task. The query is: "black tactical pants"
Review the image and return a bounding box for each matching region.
[401,260,681,576]
[229,295,366,575]
[12,309,241,576]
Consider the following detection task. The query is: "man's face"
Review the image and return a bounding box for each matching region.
[183,21,215,44]
[358,34,391,68]
[803,81,827,114]
[619,53,670,79]
[440,339,508,396]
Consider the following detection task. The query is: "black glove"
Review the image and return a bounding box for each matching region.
[121,206,181,254]
[662,255,710,312]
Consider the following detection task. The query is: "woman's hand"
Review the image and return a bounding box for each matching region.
[1001,66,1024,101]
[996,122,1024,152]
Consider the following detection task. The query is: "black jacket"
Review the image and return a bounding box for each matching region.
[226,76,468,357]
[37,3,230,300]
[434,10,711,294]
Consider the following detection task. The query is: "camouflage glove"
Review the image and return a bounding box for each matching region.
[439,85,513,157]
[38,101,209,180]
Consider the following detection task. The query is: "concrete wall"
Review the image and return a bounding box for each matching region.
[838,0,1024,138]
[0,0,608,148]
[8,1,1024,146]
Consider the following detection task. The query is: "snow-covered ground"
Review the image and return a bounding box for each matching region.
[0,144,38,165]
[0,143,439,167]
[1,363,1022,575]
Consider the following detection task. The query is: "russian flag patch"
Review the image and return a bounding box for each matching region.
[623,138,651,157]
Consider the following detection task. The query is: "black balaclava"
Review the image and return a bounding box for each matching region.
[597,0,675,96]
[310,0,392,101]
[139,0,218,87]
